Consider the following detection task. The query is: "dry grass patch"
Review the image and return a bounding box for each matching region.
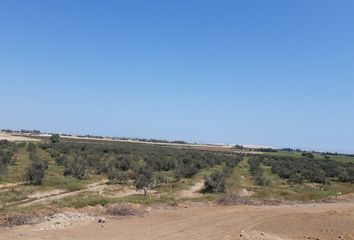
[105,203,145,216]
[218,193,256,206]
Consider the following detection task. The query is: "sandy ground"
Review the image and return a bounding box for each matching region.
[1,202,354,240]
[5,177,205,208]
[0,182,23,191]
[19,181,109,207]
[177,180,204,199]
[13,181,154,208]
[0,133,39,142]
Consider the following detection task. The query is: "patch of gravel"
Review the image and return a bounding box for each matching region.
[239,230,290,240]
[38,212,97,231]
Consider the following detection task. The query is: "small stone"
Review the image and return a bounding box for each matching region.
[98,217,106,223]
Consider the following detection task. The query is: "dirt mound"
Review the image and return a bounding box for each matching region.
[238,188,255,197]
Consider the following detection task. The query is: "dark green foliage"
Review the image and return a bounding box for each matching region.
[27,143,37,153]
[107,168,128,184]
[203,171,226,193]
[288,173,305,185]
[255,154,354,184]
[55,155,66,165]
[302,152,314,159]
[0,141,18,177]
[25,150,48,185]
[63,155,89,179]
[223,155,242,176]
[50,134,60,143]
[248,157,272,187]
[109,155,131,172]
[255,175,272,186]
[174,164,199,179]
[203,155,242,193]
[134,166,154,195]
[317,160,340,177]
[48,141,241,183]
[41,140,244,195]
[338,167,354,183]
[144,155,176,171]
[106,155,132,183]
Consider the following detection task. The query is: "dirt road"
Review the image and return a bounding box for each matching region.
[2,202,354,240]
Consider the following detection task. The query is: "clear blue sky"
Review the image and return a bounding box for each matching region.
[0,1,353,153]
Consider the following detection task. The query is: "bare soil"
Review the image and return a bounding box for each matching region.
[2,202,354,240]
[0,133,39,142]
[177,180,204,199]
[19,181,109,207]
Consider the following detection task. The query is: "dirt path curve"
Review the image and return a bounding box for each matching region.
[17,181,149,207]
[14,181,109,207]
[177,180,204,199]
[2,202,354,240]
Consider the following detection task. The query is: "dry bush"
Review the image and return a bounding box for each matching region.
[218,194,256,206]
[105,204,144,216]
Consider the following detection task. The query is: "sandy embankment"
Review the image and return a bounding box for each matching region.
[1,202,354,240]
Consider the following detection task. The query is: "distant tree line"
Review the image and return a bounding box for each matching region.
[1,129,42,134]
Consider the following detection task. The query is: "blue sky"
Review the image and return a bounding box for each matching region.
[0,1,353,153]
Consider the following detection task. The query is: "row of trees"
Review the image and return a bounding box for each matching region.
[0,140,22,178]
[25,144,48,185]
[248,157,272,186]
[203,155,243,193]
[30,140,244,194]
[257,155,354,184]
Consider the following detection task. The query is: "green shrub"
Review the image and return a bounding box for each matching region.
[63,155,89,180]
[25,159,47,185]
[203,171,226,193]
[135,166,154,195]
[50,134,60,143]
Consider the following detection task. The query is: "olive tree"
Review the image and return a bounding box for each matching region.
[134,166,154,195]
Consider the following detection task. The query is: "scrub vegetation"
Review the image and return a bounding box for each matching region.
[1,135,354,218]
